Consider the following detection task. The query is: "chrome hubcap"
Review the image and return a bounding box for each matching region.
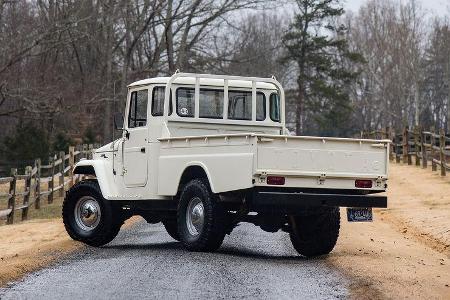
[74,196,101,231]
[186,197,205,236]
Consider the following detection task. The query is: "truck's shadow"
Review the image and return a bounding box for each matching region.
[105,242,308,262]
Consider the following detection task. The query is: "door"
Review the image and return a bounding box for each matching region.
[123,88,149,187]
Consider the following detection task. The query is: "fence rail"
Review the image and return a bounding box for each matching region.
[0,144,99,225]
[361,126,450,176]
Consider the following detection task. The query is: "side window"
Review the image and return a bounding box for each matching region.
[228,91,265,121]
[176,88,195,117]
[270,93,280,122]
[128,89,148,128]
[151,86,172,116]
[256,93,266,121]
[200,89,224,119]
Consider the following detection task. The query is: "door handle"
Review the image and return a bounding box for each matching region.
[140,147,145,153]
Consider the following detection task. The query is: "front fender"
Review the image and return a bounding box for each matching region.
[73,160,117,199]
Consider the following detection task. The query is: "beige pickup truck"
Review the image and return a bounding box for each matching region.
[63,73,389,257]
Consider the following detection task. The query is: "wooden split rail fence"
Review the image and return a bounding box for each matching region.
[361,127,450,176]
[0,144,99,225]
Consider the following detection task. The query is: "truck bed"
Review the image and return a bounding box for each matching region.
[157,133,389,195]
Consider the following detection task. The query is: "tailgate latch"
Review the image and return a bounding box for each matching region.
[318,173,326,185]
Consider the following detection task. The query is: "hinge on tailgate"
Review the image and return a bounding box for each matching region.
[376,176,383,187]
[259,171,267,183]
[318,173,326,185]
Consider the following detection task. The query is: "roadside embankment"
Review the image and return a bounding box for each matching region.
[330,163,450,299]
[0,219,79,287]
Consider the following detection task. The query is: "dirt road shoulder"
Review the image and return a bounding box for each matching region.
[330,163,450,299]
[0,217,140,287]
[0,219,80,287]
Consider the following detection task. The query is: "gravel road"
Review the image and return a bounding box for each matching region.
[0,220,349,299]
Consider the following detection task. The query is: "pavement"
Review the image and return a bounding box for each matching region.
[0,220,349,299]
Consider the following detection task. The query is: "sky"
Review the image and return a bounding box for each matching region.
[344,0,449,17]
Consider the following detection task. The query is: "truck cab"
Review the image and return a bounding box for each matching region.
[63,73,388,257]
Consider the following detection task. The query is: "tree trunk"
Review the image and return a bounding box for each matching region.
[165,0,175,74]
[121,1,132,102]
[414,81,420,126]
[103,2,114,143]
[296,79,304,135]
[447,50,450,133]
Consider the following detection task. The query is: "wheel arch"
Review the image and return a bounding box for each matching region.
[73,165,96,176]
[177,163,215,193]
[72,160,117,199]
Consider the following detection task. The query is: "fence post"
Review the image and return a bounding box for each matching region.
[386,126,394,161]
[403,126,409,164]
[74,145,80,183]
[415,126,420,166]
[7,168,17,225]
[35,159,41,209]
[22,166,32,221]
[421,129,427,169]
[83,144,88,159]
[431,127,437,171]
[394,131,400,163]
[59,151,65,197]
[48,155,55,204]
[69,146,75,187]
[440,129,446,176]
[88,144,94,159]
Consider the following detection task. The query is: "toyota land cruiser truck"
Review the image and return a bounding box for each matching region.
[63,72,388,257]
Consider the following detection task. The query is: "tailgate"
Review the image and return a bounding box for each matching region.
[256,135,389,178]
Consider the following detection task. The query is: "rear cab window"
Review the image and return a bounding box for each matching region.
[227,91,265,121]
[176,88,195,117]
[176,88,225,118]
[199,89,224,119]
[174,86,273,122]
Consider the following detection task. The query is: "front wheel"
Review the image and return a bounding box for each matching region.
[177,179,227,251]
[289,207,340,257]
[62,180,123,247]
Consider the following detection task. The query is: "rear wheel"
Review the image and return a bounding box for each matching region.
[289,207,340,257]
[63,180,123,247]
[177,179,227,251]
[162,219,180,241]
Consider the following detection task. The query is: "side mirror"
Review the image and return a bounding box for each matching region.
[114,112,124,130]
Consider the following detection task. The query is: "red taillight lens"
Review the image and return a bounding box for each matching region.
[355,179,372,188]
[267,176,285,185]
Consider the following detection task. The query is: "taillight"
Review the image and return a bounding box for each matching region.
[355,179,372,188]
[267,176,285,185]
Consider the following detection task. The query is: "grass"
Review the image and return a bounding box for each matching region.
[28,197,64,220]
[0,177,67,225]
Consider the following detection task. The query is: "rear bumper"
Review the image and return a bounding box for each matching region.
[250,188,387,213]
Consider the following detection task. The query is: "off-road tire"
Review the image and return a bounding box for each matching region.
[162,219,180,241]
[63,180,123,247]
[177,178,227,251]
[289,207,340,257]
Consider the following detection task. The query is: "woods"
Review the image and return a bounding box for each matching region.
[0,0,449,170]
[348,0,450,132]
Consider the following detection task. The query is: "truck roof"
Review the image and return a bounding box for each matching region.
[128,76,278,90]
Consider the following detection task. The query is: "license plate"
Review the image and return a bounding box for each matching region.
[347,207,373,222]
